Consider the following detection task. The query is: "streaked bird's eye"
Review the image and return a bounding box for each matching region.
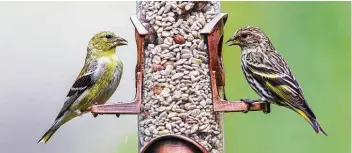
[241,34,249,39]
[105,35,113,39]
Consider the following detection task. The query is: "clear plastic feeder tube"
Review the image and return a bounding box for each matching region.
[137,1,224,153]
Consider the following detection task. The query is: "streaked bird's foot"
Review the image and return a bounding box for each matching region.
[91,103,99,118]
[223,94,228,101]
[116,114,120,118]
[240,99,257,113]
[263,101,271,114]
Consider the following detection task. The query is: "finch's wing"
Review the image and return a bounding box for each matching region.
[55,61,99,120]
[246,51,316,118]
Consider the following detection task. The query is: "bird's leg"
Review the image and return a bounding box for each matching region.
[91,102,99,118]
[222,87,228,101]
[92,113,98,118]
[263,101,271,114]
[90,102,121,118]
[240,98,261,113]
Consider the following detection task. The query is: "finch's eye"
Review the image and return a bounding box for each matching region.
[105,35,113,39]
[241,34,249,39]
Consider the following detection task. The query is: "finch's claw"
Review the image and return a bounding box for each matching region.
[92,113,98,118]
[263,102,271,114]
[116,114,120,118]
[223,94,228,101]
[240,99,257,103]
[241,99,256,113]
[242,103,252,113]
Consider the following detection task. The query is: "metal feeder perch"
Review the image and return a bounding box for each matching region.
[90,2,269,153]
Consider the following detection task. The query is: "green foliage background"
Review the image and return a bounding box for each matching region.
[222,2,350,153]
[117,2,351,153]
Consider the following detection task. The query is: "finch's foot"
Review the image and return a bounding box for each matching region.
[263,101,271,114]
[223,88,228,101]
[223,93,228,101]
[116,114,120,118]
[88,105,98,118]
[240,99,259,113]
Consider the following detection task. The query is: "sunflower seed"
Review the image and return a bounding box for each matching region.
[138,1,223,152]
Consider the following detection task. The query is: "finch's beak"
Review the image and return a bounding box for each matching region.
[116,37,128,46]
[226,36,240,46]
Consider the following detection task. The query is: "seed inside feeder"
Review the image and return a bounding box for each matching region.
[137,1,223,153]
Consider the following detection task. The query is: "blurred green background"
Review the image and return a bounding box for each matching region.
[222,2,350,153]
[117,2,351,153]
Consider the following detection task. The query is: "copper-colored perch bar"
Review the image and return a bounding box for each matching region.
[210,71,269,112]
[90,72,142,115]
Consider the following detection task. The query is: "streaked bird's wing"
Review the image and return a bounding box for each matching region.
[55,61,99,120]
[245,51,315,118]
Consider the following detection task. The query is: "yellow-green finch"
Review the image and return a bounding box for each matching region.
[38,31,128,143]
[226,26,326,135]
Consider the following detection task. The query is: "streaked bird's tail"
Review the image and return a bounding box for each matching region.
[296,109,327,135]
[38,126,59,144]
[307,116,327,136]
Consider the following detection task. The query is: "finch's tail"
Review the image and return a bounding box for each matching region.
[307,116,327,136]
[296,109,327,136]
[38,126,59,144]
[38,111,79,144]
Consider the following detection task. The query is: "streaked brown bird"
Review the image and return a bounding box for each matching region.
[226,26,327,135]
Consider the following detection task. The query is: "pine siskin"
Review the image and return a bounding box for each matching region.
[226,26,327,135]
[38,31,128,143]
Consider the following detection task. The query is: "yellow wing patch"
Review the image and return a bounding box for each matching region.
[295,109,312,124]
[265,82,290,101]
[266,82,311,124]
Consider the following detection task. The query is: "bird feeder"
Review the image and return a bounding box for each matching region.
[90,2,269,153]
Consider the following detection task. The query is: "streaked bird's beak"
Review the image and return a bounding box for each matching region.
[116,37,128,46]
[226,36,240,46]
